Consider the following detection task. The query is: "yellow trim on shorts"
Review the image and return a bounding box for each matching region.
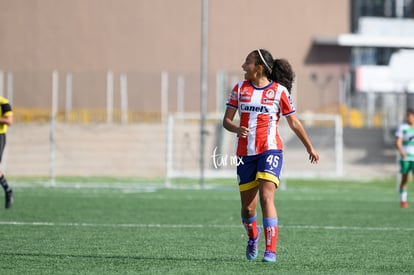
[239,180,260,192]
[239,172,280,192]
[256,172,280,188]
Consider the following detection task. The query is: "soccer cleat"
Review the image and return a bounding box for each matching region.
[401,201,408,208]
[262,250,276,262]
[5,190,13,209]
[246,227,260,260]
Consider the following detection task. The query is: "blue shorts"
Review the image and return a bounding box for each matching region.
[237,150,283,192]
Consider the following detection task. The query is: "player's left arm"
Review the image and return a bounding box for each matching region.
[279,89,319,164]
[286,114,319,164]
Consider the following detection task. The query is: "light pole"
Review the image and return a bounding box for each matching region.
[200,0,208,188]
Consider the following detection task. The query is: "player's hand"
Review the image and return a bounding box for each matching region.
[308,149,320,164]
[237,126,249,138]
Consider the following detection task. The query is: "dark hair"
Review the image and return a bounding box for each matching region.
[271,59,295,92]
[253,49,295,92]
[407,108,414,115]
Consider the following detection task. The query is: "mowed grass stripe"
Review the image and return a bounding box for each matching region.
[1,221,414,231]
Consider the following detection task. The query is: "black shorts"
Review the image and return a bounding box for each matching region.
[0,134,6,163]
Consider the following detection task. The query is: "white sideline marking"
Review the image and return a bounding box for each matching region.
[0,221,414,231]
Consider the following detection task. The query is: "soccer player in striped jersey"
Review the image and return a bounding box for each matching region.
[395,108,414,208]
[0,96,13,209]
[223,49,319,262]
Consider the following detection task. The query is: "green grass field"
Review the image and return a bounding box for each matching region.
[0,178,413,274]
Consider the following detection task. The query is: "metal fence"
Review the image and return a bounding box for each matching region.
[1,70,349,124]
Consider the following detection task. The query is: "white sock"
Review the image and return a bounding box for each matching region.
[400,189,407,202]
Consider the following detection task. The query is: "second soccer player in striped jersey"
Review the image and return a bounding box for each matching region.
[223,49,319,262]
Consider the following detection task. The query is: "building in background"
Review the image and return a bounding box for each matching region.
[314,0,414,135]
[0,0,349,122]
[0,0,413,131]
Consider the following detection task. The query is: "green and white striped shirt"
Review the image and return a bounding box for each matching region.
[396,123,414,161]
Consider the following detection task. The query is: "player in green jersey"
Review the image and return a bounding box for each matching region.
[395,109,414,208]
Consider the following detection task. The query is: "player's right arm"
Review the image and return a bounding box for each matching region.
[223,107,249,138]
[396,135,406,159]
[0,99,13,126]
[223,82,249,138]
[395,125,406,159]
[0,114,13,126]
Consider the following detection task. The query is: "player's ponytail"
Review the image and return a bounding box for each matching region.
[270,59,295,93]
[253,49,295,93]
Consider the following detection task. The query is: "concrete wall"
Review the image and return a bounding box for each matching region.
[4,123,167,177]
[2,123,396,180]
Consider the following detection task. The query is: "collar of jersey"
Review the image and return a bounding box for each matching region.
[249,80,274,90]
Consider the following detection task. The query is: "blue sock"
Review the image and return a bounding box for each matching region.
[242,214,258,239]
[263,217,278,253]
[242,214,257,225]
[263,217,278,227]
